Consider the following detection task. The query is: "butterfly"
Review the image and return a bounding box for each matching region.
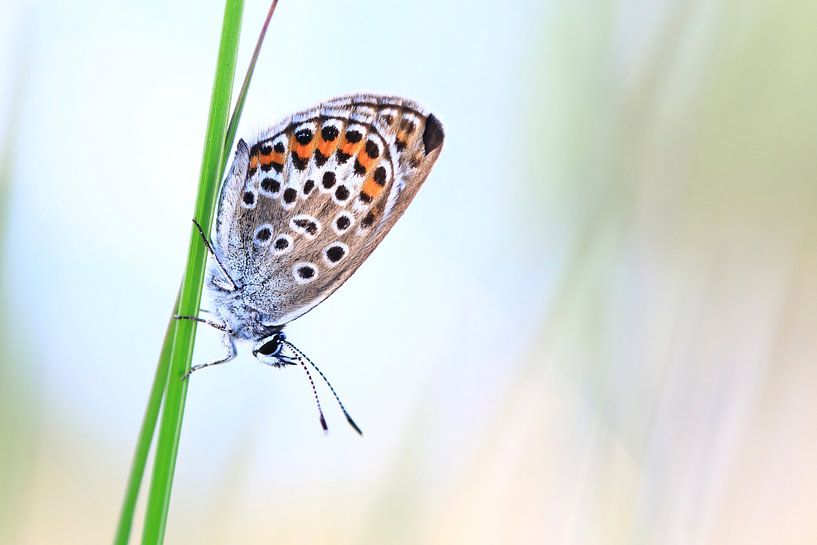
[178,94,444,433]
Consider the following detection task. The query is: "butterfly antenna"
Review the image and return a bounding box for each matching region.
[283,340,363,435]
[290,351,328,433]
[191,219,238,291]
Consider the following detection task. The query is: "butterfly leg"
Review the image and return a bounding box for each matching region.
[173,314,232,333]
[174,314,231,333]
[184,333,236,378]
[173,308,223,333]
[191,218,238,291]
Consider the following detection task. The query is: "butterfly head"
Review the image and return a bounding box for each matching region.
[252,331,287,364]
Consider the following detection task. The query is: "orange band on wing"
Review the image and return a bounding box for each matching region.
[291,142,314,159]
[339,140,363,156]
[317,138,338,157]
[361,175,386,199]
[259,150,285,167]
[356,150,377,171]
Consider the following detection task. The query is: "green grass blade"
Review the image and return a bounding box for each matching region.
[222,0,279,168]
[112,296,177,545]
[115,1,283,542]
[140,1,245,544]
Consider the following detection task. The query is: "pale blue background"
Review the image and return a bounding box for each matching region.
[3,1,817,544]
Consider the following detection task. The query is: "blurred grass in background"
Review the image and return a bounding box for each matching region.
[0,47,40,545]
[1,0,816,544]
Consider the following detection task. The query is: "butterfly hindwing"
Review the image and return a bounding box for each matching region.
[213,94,444,326]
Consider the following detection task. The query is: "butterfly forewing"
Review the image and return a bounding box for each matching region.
[213,94,444,326]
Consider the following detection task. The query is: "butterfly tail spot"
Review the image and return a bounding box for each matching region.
[422,113,445,154]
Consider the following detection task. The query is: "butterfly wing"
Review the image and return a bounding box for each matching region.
[213,94,444,326]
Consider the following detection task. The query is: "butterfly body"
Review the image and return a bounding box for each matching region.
[206,282,282,341]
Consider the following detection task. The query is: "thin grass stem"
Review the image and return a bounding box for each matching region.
[140,1,244,543]
[116,1,282,542]
[112,299,177,545]
[222,0,279,167]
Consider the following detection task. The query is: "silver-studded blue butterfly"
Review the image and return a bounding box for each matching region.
[178,94,444,432]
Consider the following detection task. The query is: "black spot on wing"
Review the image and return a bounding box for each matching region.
[422,114,444,154]
[274,235,290,250]
[293,218,319,236]
[373,166,387,186]
[326,245,345,263]
[314,149,329,167]
[255,227,271,241]
[365,140,380,159]
[321,125,339,141]
[335,215,351,231]
[261,177,280,193]
[296,265,315,279]
[292,153,309,171]
[335,185,350,201]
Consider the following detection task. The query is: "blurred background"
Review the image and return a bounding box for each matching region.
[2,0,816,543]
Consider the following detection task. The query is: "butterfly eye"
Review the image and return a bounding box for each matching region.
[257,336,282,357]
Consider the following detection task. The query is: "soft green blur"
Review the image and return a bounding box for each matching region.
[1,1,816,544]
